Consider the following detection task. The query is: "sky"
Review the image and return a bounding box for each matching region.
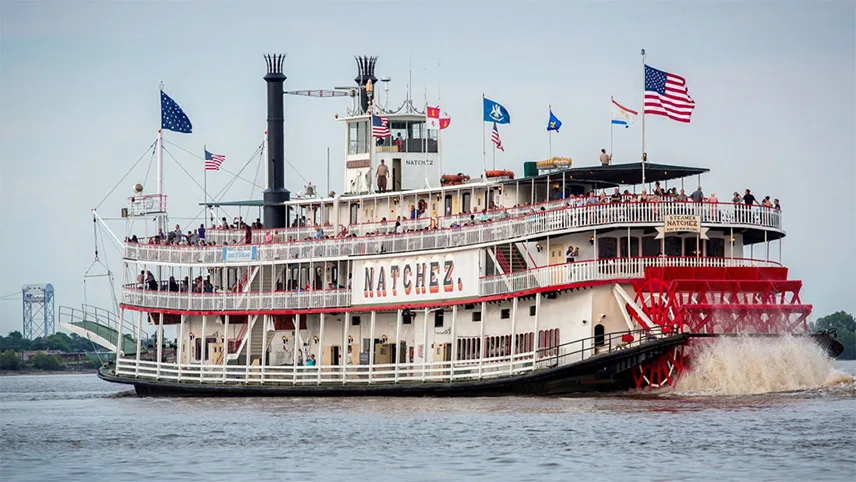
[1,0,854,336]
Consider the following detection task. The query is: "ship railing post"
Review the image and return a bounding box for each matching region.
[261,314,268,384]
[450,305,457,382]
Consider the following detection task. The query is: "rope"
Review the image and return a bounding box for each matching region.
[94,140,157,210]
[163,140,263,189]
[162,146,206,192]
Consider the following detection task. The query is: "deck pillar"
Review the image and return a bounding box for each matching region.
[317,312,325,385]
[223,314,229,380]
[156,313,163,378]
[422,308,429,382]
[135,311,142,376]
[177,314,185,380]
[261,315,267,383]
[510,297,518,374]
[478,301,486,378]
[369,311,376,383]
[116,307,124,363]
[201,315,207,382]
[343,312,350,384]
[450,305,458,380]
[534,294,541,361]
[394,309,402,383]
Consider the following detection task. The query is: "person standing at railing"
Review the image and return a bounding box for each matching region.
[376,159,389,193]
[708,192,719,221]
[742,189,757,224]
[599,148,611,166]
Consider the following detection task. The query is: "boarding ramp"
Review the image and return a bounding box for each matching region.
[59,304,147,356]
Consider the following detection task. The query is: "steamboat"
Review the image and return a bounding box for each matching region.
[66,54,842,396]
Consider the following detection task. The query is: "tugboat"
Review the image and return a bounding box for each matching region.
[67,54,842,396]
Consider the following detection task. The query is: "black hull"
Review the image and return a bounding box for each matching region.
[98,334,691,397]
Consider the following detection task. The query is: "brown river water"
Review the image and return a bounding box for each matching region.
[1,337,854,481]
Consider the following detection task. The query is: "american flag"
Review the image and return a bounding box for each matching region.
[491,122,504,151]
[644,65,695,123]
[204,149,225,171]
[371,115,390,137]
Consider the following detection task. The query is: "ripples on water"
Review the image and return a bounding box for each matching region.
[1,362,854,481]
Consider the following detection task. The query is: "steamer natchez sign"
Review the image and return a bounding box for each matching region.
[351,251,480,305]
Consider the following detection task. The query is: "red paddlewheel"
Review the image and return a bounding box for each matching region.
[633,345,687,390]
[630,278,686,333]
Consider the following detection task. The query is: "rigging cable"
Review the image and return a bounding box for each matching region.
[94,140,158,211]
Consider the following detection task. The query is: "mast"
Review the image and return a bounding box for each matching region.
[156,82,164,231]
[641,48,647,185]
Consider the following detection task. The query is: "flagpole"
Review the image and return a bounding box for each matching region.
[482,93,486,178]
[438,56,443,182]
[156,82,164,233]
[610,97,614,160]
[203,144,208,221]
[641,48,647,185]
[492,141,496,171]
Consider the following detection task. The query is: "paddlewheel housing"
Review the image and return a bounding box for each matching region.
[626,265,812,390]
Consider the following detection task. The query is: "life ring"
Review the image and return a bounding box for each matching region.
[485,169,514,179]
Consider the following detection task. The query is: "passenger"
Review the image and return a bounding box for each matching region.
[197,224,206,243]
[691,186,704,203]
[306,354,316,366]
[376,159,389,193]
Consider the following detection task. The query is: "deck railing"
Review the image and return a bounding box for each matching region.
[126,202,783,265]
[121,256,780,312]
[113,327,672,386]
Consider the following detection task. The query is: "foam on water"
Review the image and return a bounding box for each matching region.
[673,335,855,396]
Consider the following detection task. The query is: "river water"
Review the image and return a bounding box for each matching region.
[1,339,854,481]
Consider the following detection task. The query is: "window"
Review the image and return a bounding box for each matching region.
[444,195,453,216]
[685,237,699,257]
[403,311,414,324]
[594,324,605,346]
[529,305,537,316]
[348,121,368,154]
[351,316,361,326]
[500,308,510,319]
[598,237,618,259]
[350,203,359,224]
[706,238,725,257]
[462,192,471,213]
[619,236,640,258]
[434,310,444,328]
[472,311,482,322]
[642,237,660,257]
[664,236,682,256]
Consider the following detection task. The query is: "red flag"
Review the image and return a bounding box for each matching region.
[439,117,451,129]
[426,106,440,118]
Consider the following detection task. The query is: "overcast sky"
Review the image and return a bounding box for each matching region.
[1,0,854,336]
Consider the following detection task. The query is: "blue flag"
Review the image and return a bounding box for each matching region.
[483,97,511,124]
[547,109,562,132]
[161,91,192,133]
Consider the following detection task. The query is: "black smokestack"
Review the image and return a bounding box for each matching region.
[354,55,377,114]
[263,54,289,228]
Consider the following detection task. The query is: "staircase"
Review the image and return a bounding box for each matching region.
[494,244,528,273]
[248,319,265,363]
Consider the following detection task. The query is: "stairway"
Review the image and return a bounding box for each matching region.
[494,244,528,273]
[58,305,147,355]
[248,318,265,363]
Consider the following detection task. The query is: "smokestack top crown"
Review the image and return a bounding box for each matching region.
[264,54,287,82]
[354,55,378,86]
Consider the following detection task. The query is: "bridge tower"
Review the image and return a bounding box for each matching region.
[22,284,55,339]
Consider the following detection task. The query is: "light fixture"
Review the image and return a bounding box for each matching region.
[535,243,542,252]
[589,236,594,245]
[348,335,354,344]
[313,335,319,343]
[381,335,388,343]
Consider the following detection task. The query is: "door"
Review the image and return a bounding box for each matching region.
[444,194,453,216]
[392,159,402,191]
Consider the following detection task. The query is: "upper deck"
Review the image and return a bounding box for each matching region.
[125,197,783,266]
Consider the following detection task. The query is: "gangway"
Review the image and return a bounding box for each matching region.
[59,304,148,356]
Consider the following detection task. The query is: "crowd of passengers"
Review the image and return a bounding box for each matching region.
[125,186,780,247]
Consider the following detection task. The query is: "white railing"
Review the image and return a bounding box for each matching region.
[126,202,784,265]
[121,256,780,311]
[113,326,672,386]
